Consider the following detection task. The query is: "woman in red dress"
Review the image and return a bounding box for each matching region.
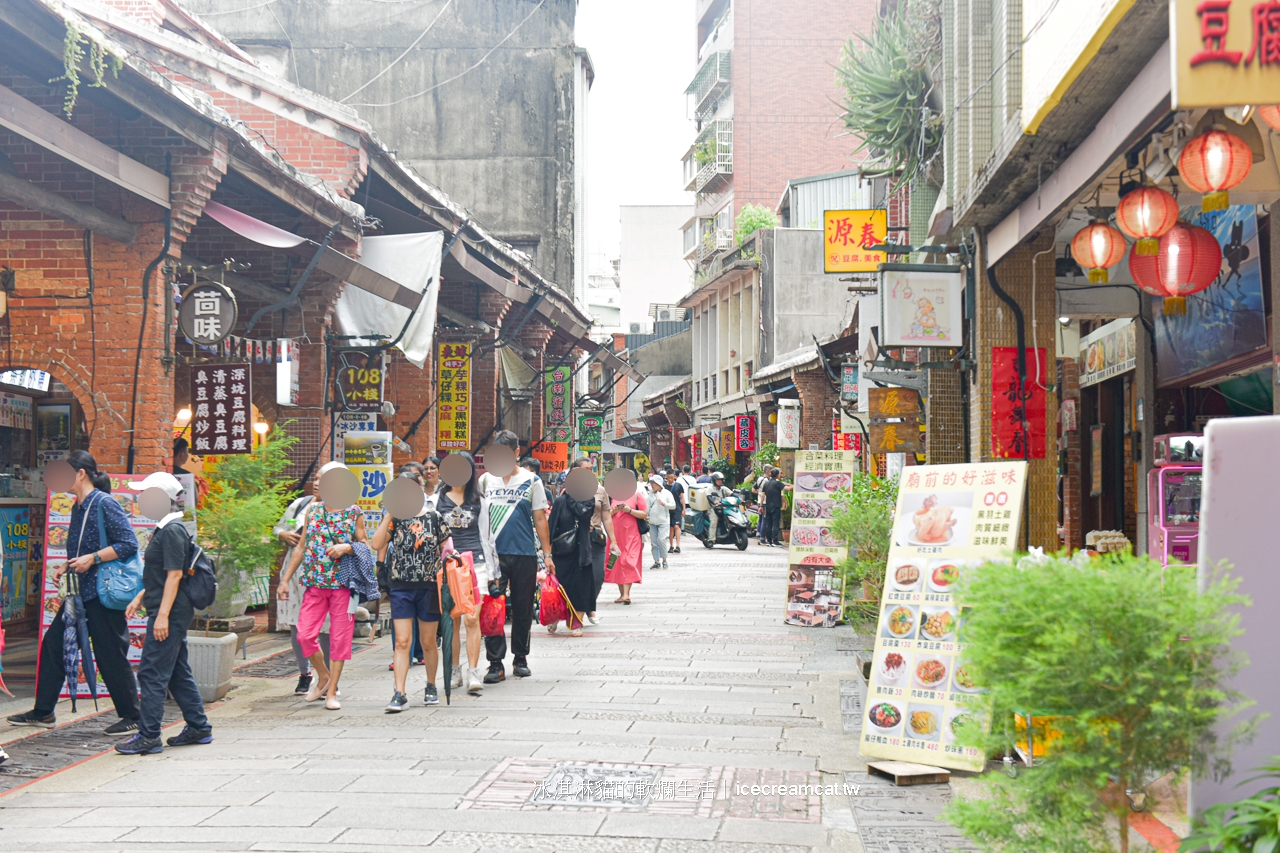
[605,489,648,605]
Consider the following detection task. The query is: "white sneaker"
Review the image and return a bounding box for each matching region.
[587,613,600,625]
[451,668,465,690]
[467,667,484,694]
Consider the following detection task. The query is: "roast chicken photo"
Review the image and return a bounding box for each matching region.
[912,494,957,543]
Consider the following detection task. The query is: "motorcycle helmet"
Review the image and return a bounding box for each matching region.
[711,472,725,483]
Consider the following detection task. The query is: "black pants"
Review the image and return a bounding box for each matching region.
[138,600,208,739]
[764,506,782,545]
[36,596,140,720]
[484,554,538,662]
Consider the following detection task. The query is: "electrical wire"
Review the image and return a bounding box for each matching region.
[349,0,548,108]
[340,0,455,102]
[197,0,280,15]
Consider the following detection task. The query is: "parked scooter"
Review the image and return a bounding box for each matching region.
[692,494,751,550]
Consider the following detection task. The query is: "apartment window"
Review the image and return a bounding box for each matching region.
[715,205,732,233]
[722,370,729,395]
[683,223,697,254]
[744,360,753,382]
[711,375,717,399]
[733,366,741,393]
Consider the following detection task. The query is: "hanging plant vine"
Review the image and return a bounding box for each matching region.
[50,20,123,118]
[835,1,943,188]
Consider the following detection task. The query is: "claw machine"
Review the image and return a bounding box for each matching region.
[1148,433,1204,566]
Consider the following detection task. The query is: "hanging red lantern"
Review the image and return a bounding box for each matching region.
[1115,185,1179,256]
[1070,220,1127,283]
[1258,105,1280,132]
[1128,222,1222,316]
[1177,128,1251,212]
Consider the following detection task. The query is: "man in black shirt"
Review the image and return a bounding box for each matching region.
[173,437,192,476]
[760,468,792,547]
[116,472,210,755]
[665,470,685,554]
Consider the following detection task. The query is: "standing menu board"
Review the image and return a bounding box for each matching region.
[784,450,853,628]
[344,431,393,532]
[859,461,1027,771]
[40,474,196,697]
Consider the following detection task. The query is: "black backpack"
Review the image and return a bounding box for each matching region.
[182,534,219,611]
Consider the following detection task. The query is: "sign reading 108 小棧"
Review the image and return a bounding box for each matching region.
[178,281,237,347]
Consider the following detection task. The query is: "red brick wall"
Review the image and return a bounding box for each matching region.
[794,365,838,450]
[729,0,876,214]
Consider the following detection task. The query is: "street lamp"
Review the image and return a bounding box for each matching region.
[254,421,270,446]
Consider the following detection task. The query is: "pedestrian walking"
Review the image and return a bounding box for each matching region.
[607,478,648,605]
[477,431,555,683]
[436,451,486,694]
[277,461,367,710]
[547,485,596,637]
[665,470,684,554]
[644,475,675,569]
[8,451,141,735]
[371,474,451,711]
[753,470,770,539]
[760,467,792,546]
[273,475,330,695]
[116,473,211,755]
[421,457,441,495]
[383,464,427,670]
[570,457,617,624]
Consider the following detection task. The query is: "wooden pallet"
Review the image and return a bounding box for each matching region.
[867,760,951,786]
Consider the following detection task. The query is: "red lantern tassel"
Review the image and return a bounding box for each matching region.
[1088,268,1109,284]
[1201,191,1229,212]
[1163,296,1187,316]
[1134,237,1160,256]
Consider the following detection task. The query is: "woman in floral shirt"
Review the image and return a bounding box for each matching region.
[278,462,367,710]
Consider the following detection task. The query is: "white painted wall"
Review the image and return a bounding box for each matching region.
[618,204,695,331]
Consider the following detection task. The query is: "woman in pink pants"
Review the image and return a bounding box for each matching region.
[277,468,367,710]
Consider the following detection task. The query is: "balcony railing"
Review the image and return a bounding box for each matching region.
[696,227,734,264]
[684,119,733,194]
[685,50,730,120]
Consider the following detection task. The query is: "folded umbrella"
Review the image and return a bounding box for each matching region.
[438,571,455,706]
[62,593,99,712]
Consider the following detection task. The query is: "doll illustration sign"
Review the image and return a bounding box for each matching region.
[880,266,964,348]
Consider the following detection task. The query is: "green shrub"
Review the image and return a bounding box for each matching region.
[948,552,1255,853]
[735,204,778,245]
[1181,759,1280,853]
[827,474,899,620]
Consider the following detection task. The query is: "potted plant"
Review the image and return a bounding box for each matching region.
[947,552,1256,853]
[827,473,899,622]
[1181,759,1280,852]
[188,428,297,700]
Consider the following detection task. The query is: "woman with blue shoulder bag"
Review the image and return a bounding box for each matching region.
[7,451,142,735]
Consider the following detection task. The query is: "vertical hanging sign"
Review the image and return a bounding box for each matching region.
[734,415,758,452]
[191,363,252,455]
[991,348,1047,459]
[577,414,603,452]
[544,365,573,444]
[437,343,471,450]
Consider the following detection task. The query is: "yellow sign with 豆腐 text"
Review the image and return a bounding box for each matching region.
[1173,0,1280,107]
[824,209,888,273]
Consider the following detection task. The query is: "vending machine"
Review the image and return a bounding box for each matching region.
[1147,434,1204,566]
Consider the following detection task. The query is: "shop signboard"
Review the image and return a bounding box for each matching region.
[832,420,863,453]
[1173,0,1280,108]
[784,450,853,628]
[734,415,757,452]
[777,405,801,449]
[178,281,236,348]
[0,392,32,429]
[0,369,51,392]
[1,506,30,621]
[191,363,253,455]
[333,412,377,459]
[335,350,384,412]
[719,429,735,463]
[437,343,472,450]
[544,365,573,444]
[1077,319,1136,388]
[343,431,393,531]
[531,441,570,475]
[859,460,1028,772]
[36,404,71,464]
[577,414,603,452]
[824,209,887,273]
[41,473,196,697]
[991,348,1047,459]
[879,267,964,347]
[841,363,859,402]
[276,338,300,407]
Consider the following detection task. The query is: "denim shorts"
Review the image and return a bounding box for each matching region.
[389,586,440,622]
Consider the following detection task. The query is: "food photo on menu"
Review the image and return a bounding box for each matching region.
[894,491,973,547]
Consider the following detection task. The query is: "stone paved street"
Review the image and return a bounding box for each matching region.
[0,544,972,852]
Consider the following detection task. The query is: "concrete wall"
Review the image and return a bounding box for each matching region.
[619,204,695,329]
[760,228,855,366]
[183,0,581,288]
[630,328,694,377]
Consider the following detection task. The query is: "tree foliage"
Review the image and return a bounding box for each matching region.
[948,552,1256,853]
[735,203,778,245]
[827,474,899,619]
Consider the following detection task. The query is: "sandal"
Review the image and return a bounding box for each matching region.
[613,597,625,604]
[622,599,632,605]
[571,628,583,637]
[547,623,558,634]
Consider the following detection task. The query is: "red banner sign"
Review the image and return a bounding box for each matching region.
[734,415,757,452]
[991,347,1047,459]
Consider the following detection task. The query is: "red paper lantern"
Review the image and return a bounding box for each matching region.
[1258,105,1280,132]
[1177,128,1251,212]
[1128,222,1222,316]
[1115,185,1179,256]
[1070,220,1127,283]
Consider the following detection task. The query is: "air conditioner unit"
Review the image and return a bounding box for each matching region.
[628,322,645,334]
[656,308,679,322]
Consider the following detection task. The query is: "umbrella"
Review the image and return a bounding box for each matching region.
[61,592,99,713]
[437,571,456,706]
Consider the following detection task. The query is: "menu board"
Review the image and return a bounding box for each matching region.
[784,450,853,628]
[859,461,1027,771]
[40,473,196,697]
[1,507,30,621]
[343,431,393,531]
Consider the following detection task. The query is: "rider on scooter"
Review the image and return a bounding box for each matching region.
[705,472,734,544]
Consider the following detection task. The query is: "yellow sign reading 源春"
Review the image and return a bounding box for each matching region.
[824,209,888,273]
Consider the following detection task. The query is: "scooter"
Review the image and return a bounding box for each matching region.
[692,494,751,550]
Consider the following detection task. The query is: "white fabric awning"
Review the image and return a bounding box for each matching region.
[333,232,443,369]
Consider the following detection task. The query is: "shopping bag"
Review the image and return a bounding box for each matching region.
[479,594,506,637]
[437,553,477,619]
[538,572,569,627]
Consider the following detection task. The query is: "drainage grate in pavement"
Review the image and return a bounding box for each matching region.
[840,678,865,736]
[844,770,979,852]
[462,757,821,822]
[0,707,181,793]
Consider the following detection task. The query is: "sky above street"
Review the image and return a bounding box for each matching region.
[577,0,694,272]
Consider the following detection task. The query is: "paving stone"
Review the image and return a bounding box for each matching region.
[63,806,225,827]
[598,813,719,839]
